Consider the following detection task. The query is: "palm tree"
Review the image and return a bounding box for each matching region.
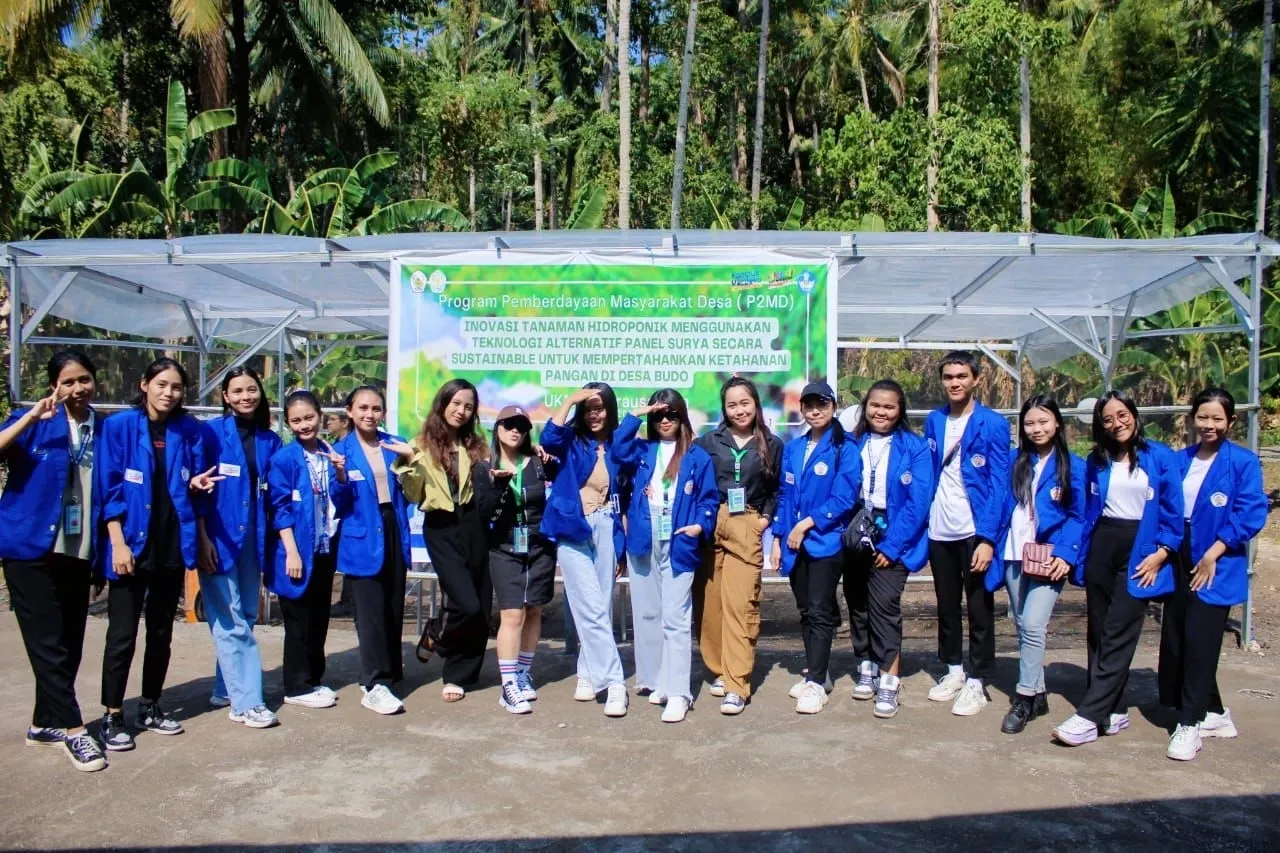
[750,0,770,229]
[671,0,699,229]
[617,0,632,229]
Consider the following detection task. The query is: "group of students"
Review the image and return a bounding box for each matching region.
[1,349,1267,775]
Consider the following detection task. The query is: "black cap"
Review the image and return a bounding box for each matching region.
[800,381,836,403]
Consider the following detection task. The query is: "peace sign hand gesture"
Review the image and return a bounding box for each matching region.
[28,392,63,422]
[380,439,416,461]
[189,466,225,493]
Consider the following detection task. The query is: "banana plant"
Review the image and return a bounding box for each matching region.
[13,116,98,239]
[1054,176,1243,238]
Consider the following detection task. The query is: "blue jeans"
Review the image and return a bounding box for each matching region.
[200,538,265,714]
[1004,560,1064,697]
[628,520,695,702]
[557,509,624,692]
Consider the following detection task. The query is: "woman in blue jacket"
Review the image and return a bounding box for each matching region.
[992,395,1086,735]
[1158,388,1268,761]
[1053,391,1183,748]
[539,382,630,717]
[268,391,344,711]
[614,389,719,723]
[199,367,281,729]
[0,350,106,772]
[771,381,861,715]
[97,357,219,752]
[330,386,413,716]
[843,380,933,720]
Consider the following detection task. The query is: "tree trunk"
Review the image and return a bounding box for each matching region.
[549,159,558,228]
[926,0,941,232]
[856,61,871,113]
[505,189,513,230]
[1019,0,1031,230]
[640,18,651,126]
[750,0,770,230]
[734,0,749,189]
[784,85,802,188]
[469,165,477,231]
[231,0,251,161]
[602,0,617,113]
[119,47,131,168]
[671,0,699,230]
[525,0,543,230]
[618,0,632,229]
[813,119,822,178]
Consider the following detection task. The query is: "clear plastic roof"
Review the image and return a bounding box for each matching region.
[4,230,1273,366]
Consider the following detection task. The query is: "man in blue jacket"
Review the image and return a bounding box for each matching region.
[924,352,1012,717]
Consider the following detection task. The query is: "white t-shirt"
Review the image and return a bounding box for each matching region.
[1004,455,1046,561]
[929,411,976,541]
[650,440,678,512]
[1182,454,1215,520]
[861,433,893,510]
[1103,460,1149,521]
[803,438,819,467]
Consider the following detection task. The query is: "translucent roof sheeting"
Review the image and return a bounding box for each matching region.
[4,231,1274,367]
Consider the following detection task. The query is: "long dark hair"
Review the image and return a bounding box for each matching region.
[572,381,620,442]
[853,379,912,440]
[47,349,96,386]
[132,357,189,417]
[720,376,776,480]
[221,366,271,430]
[1013,395,1072,508]
[648,388,694,481]
[1090,390,1147,468]
[419,378,488,468]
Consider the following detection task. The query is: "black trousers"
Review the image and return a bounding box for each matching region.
[101,565,185,708]
[1077,518,1149,727]
[929,537,995,680]
[844,547,909,669]
[789,550,843,686]
[350,505,407,690]
[279,551,336,697]
[4,555,91,729]
[1158,524,1229,726]
[423,503,492,688]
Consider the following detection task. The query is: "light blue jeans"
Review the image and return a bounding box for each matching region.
[201,533,265,714]
[557,509,624,692]
[628,520,695,702]
[1005,560,1064,697]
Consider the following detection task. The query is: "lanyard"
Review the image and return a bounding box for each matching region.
[730,446,750,484]
[505,459,526,523]
[867,436,892,497]
[304,449,329,498]
[68,413,93,467]
[661,474,674,512]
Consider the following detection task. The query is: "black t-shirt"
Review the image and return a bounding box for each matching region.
[139,418,184,571]
[237,420,258,516]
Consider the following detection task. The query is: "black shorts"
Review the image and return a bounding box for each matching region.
[489,538,556,610]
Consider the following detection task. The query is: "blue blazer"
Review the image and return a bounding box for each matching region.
[771,428,861,575]
[538,417,626,559]
[613,418,720,576]
[266,440,341,599]
[924,402,1012,544]
[94,408,213,579]
[1077,440,1184,599]
[331,431,412,578]
[990,451,1087,592]
[1177,441,1268,607]
[854,429,935,572]
[201,415,281,576]
[0,406,103,562]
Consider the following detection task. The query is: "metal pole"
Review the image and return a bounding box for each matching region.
[277,332,286,429]
[197,319,208,406]
[8,258,21,404]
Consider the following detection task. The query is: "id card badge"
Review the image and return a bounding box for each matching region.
[65,502,82,536]
[658,511,674,541]
[610,494,621,515]
[727,487,747,514]
[512,525,530,555]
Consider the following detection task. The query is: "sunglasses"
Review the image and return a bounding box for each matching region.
[653,411,682,423]
[498,419,530,432]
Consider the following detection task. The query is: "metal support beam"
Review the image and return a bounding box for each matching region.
[198,264,319,312]
[8,257,21,403]
[305,341,342,380]
[901,256,1017,341]
[180,301,208,354]
[26,336,207,354]
[1031,308,1109,367]
[20,270,77,344]
[1196,257,1255,330]
[1122,323,1246,340]
[976,343,1020,382]
[198,310,300,399]
[1085,317,1102,355]
[838,340,1019,351]
[1103,293,1137,390]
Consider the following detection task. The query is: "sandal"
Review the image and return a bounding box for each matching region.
[442,683,465,703]
[415,628,436,664]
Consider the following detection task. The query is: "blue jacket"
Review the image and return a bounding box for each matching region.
[854,429,935,572]
[266,440,340,599]
[1077,440,1184,599]
[1177,441,1268,607]
[94,408,213,579]
[201,415,281,576]
[538,418,627,559]
[989,451,1087,592]
[0,406,103,562]
[924,402,1012,545]
[331,431,412,578]
[771,428,861,575]
[612,416,720,576]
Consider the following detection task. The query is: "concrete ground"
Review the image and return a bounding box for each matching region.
[0,614,1278,853]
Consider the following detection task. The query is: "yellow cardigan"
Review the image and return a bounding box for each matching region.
[392,441,473,512]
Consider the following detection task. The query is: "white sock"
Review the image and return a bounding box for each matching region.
[880,673,900,691]
[948,664,965,679]
[861,660,879,676]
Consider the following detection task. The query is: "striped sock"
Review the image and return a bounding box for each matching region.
[499,659,519,685]
[517,651,535,674]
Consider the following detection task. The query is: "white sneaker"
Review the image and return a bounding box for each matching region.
[708,677,726,698]
[1105,712,1131,736]
[789,672,834,699]
[951,680,988,717]
[928,671,966,702]
[314,685,337,700]
[574,678,596,702]
[648,691,667,706]
[604,684,629,717]
[1167,724,1202,761]
[209,694,231,709]
[283,689,336,709]
[228,706,279,729]
[1052,714,1099,746]
[852,662,878,701]
[360,684,404,715]
[661,696,690,723]
[795,681,830,715]
[499,681,533,715]
[516,671,538,702]
[1201,709,1238,739]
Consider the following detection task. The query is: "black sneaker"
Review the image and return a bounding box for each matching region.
[63,733,107,772]
[99,712,135,752]
[138,701,184,736]
[1001,694,1035,734]
[25,727,67,748]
